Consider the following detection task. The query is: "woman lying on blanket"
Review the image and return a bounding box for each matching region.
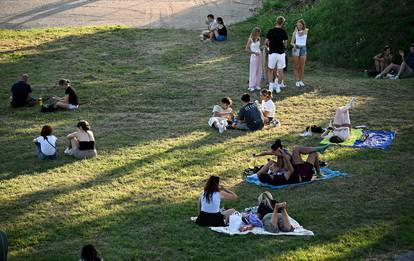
[196,175,238,227]
[321,97,356,143]
[256,144,329,186]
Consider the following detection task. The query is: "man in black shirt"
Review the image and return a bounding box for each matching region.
[10,74,36,108]
[265,16,288,94]
[233,93,264,131]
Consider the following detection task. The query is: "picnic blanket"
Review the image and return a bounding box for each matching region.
[191,212,314,236]
[245,167,347,190]
[320,128,363,146]
[353,130,396,149]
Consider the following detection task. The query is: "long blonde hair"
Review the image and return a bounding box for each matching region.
[249,27,261,42]
[296,19,306,31]
[258,191,274,208]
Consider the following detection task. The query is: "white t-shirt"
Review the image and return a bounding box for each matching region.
[200,192,221,213]
[36,135,57,155]
[261,99,275,118]
[209,19,218,31]
[212,105,232,117]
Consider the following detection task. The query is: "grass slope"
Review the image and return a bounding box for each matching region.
[248,0,414,68]
[0,24,413,260]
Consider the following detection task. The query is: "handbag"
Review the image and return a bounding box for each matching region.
[228,212,243,233]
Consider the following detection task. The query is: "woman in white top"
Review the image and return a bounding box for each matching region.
[290,19,309,87]
[245,27,262,91]
[196,175,238,227]
[260,89,276,124]
[322,97,356,143]
[33,125,57,160]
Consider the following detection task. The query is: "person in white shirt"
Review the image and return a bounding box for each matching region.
[260,89,276,125]
[200,14,218,41]
[208,97,233,134]
[33,125,57,160]
[291,19,309,87]
[195,175,238,227]
[245,27,262,91]
[321,97,356,143]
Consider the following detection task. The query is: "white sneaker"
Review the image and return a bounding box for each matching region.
[255,86,261,90]
[218,123,226,134]
[299,81,305,87]
[295,81,301,87]
[390,75,399,80]
[248,87,255,92]
[279,81,286,88]
[374,74,382,79]
[268,82,274,92]
[64,147,73,155]
[275,83,281,93]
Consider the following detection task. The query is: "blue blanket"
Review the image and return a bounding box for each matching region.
[245,167,347,190]
[353,130,396,149]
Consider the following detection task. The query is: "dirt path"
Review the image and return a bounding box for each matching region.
[0,0,261,29]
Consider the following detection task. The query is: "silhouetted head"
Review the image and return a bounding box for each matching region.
[217,17,224,24]
[81,244,101,261]
[270,139,283,151]
[241,93,251,103]
[58,79,70,87]
[204,175,220,203]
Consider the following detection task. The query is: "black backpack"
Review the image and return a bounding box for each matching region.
[40,98,56,113]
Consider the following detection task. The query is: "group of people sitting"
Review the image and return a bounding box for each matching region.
[33,120,97,160]
[372,43,414,80]
[200,14,227,42]
[10,74,79,111]
[196,175,295,233]
[208,91,279,133]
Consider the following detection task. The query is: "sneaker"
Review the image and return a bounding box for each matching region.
[374,74,382,79]
[279,81,286,88]
[275,83,281,93]
[386,73,394,79]
[218,123,226,134]
[248,87,255,92]
[255,86,261,90]
[268,82,274,92]
[299,81,305,87]
[295,81,301,87]
[64,147,73,155]
[390,75,399,80]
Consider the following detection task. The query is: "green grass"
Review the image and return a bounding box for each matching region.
[0,23,414,260]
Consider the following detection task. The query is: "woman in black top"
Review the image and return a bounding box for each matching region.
[215,17,227,41]
[54,79,79,110]
[65,120,97,159]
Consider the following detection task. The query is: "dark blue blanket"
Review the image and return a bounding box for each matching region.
[353,130,396,149]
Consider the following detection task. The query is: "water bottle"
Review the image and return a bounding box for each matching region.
[38,98,43,106]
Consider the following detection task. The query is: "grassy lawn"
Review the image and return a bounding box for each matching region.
[0,24,413,260]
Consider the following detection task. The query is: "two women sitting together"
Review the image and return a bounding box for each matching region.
[33,120,97,160]
[196,175,294,233]
[254,139,329,186]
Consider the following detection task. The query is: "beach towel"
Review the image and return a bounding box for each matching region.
[191,212,314,236]
[245,167,347,190]
[353,130,396,149]
[320,128,363,146]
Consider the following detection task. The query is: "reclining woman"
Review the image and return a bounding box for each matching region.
[256,143,329,186]
[253,139,291,173]
[321,97,355,143]
[257,191,294,233]
[64,120,97,159]
[196,175,238,227]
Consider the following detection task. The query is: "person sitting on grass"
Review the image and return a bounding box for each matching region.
[208,97,233,134]
[10,73,36,108]
[80,244,103,261]
[253,139,291,173]
[33,125,57,160]
[232,93,264,131]
[214,17,227,41]
[373,45,393,73]
[200,14,218,41]
[54,79,79,110]
[321,97,355,143]
[375,43,414,80]
[65,120,97,159]
[256,144,329,186]
[260,89,278,125]
[196,175,238,227]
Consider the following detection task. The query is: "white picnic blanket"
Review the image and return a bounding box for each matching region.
[190,215,314,236]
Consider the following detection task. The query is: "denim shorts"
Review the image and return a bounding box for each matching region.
[215,35,226,41]
[292,45,307,57]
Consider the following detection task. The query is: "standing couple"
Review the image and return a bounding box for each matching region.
[246,16,309,93]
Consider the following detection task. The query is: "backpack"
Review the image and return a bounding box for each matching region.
[40,98,56,113]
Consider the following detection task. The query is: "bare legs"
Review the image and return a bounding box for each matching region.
[293,55,299,81]
[299,56,306,82]
[375,60,385,72]
[267,68,275,84]
[377,63,400,77]
[222,208,236,224]
[276,68,284,85]
[271,202,293,231]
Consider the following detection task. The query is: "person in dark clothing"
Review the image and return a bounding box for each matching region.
[80,244,103,261]
[54,79,79,110]
[375,44,414,79]
[0,230,7,261]
[233,93,264,131]
[10,74,36,108]
[214,17,227,41]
